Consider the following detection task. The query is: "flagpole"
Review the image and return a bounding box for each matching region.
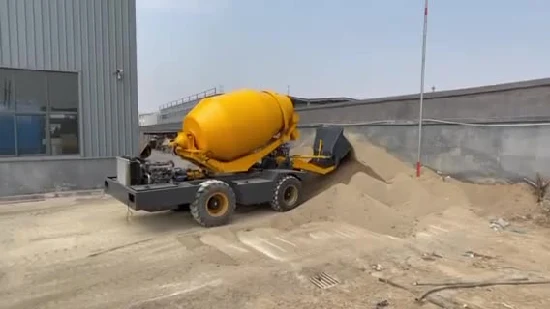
[416,0,429,178]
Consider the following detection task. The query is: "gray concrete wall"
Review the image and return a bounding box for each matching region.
[297,78,550,124]
[296,77,550,182]
[298,125,550,183]
[0,158,114,196]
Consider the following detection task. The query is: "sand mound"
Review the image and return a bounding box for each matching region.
[345,133,416,182]
[270,179,414,237]
[273,134,479,238]
[277,131,540,238]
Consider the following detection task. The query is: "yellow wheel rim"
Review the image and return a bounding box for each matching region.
[206,193,229,217]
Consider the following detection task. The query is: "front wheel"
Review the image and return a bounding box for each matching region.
[270,175,303,212]
[190,180,236,227]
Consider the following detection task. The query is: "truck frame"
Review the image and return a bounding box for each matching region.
[105,126,351,227]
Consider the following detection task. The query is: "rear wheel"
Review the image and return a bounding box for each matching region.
[270,175,302,212]
[190,180,236,227]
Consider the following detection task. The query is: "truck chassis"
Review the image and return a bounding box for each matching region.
[105,167,309,227]
[105,126,351,227]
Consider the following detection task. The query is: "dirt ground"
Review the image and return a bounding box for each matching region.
[2,135,550,309]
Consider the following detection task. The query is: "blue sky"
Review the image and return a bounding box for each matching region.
[136,0,550,112]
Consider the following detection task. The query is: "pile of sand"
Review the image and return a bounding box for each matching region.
[273,133,536,237]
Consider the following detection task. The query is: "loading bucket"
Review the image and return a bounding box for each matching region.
[310,126,352,168]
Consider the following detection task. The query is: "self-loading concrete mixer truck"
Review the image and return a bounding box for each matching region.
[105,89,351,227]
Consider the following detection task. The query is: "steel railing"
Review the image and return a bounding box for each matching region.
[159,87,219,113]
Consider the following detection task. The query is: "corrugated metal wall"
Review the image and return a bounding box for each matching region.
[0,0,138,157]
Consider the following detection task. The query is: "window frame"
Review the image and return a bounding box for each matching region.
[0,67,82,160]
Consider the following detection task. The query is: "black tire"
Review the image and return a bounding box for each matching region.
[270,175,302,212]
[190,180,236,227]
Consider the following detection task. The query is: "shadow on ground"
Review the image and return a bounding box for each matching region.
[302,151,387,201]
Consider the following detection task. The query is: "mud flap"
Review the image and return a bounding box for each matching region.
[311,126,351,168]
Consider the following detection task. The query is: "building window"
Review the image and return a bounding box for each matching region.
[0,68,79,156]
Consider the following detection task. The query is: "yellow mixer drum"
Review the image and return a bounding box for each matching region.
[177,89,297,162]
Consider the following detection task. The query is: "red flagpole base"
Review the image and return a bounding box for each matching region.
[416,162,421,178]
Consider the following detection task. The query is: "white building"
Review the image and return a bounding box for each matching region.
[139,112,159,126]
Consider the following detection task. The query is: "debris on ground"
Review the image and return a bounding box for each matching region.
[490,217,511,231]
[421,252,443,261]
[463,251,495,260]
[375,299,389,308]
[415,277,550,302]
[371,264,384,271]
